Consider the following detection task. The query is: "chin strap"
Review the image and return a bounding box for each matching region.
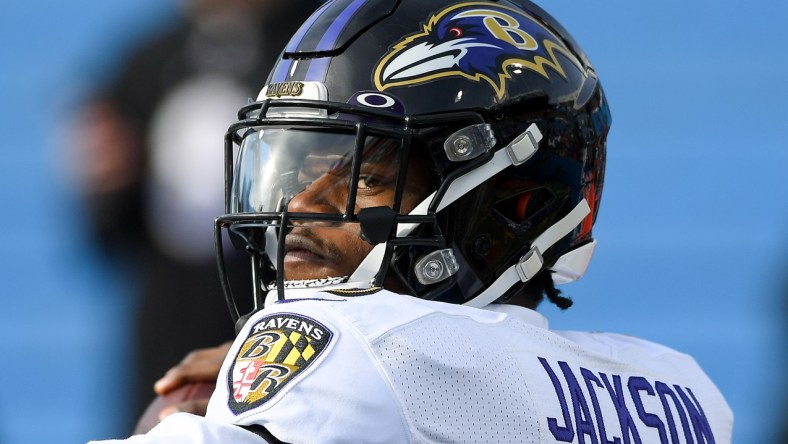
[436,123,540,212]
[464,198,591,308]
[348,124,591,304]
[349,124,543,287]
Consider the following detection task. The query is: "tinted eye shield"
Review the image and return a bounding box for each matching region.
[225,99,414,216]
[228,131,410,220]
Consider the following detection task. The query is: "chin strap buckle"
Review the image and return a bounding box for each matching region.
[506,123,542,165]
[515,247,544,282]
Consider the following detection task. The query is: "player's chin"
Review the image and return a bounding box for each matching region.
[283,261,351,282]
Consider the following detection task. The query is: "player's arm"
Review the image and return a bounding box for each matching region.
[152,342,232,418]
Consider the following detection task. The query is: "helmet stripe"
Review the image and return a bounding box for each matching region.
[284,0,334,54]
[273,0,334,82]
[314,0,369,52]
[274,0,370,82]
[306,0,369,80]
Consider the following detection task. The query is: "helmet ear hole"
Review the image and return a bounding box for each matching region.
[516,193,532,221]
[494,188,554,230]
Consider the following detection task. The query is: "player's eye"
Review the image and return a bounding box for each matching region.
[357,175,383,190]
[448,27,463,38]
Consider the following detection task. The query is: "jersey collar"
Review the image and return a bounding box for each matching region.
[485,303,549,330]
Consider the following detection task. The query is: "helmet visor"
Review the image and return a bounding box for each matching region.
[230,128,410,218]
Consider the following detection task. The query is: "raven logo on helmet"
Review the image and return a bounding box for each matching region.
[373,1,581,99]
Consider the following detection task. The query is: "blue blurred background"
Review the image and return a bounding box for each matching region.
[0,0,785,442]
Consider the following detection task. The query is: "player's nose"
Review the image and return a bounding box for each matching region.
[286,173,346,219]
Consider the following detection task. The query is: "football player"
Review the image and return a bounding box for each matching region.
[93,0,733,442]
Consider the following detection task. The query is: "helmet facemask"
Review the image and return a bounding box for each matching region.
[216,99,450,325]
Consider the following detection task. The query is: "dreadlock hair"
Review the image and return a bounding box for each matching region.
[502,270,573,310]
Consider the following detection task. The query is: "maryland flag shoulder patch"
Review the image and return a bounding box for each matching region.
[228,313,333,415]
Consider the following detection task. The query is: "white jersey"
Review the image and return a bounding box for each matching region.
[95,288,733,443]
